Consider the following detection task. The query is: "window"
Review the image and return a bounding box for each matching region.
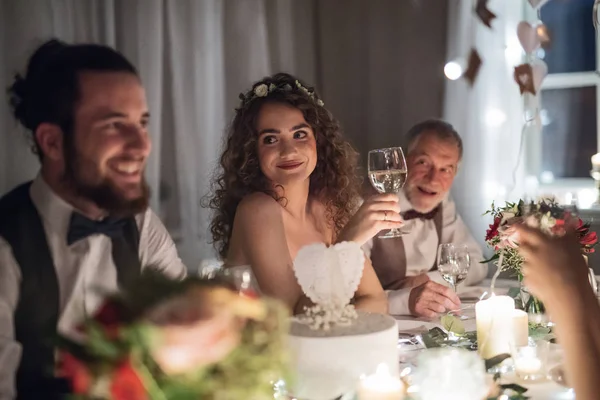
[526,0,599,184]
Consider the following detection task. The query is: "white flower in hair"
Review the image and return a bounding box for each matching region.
[254,84,269,97]
[317,99,324,107]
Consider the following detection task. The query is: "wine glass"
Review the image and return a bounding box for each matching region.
[368,147,408,238]
[219,266,261,298]
[437,244,459,292]
[438,244,472,320]
[454,245,471,291]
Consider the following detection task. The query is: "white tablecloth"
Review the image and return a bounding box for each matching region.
[392,279,576,400]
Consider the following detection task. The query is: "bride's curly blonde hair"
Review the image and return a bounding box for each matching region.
[207,73,361,259]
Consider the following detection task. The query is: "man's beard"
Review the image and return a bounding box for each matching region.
[62,147,150,218]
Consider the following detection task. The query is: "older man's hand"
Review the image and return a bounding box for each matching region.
[408,281,461,319]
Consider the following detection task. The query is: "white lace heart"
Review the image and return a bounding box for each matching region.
[293,241,365,307]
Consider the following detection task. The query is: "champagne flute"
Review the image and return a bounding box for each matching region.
[368,147,408,238]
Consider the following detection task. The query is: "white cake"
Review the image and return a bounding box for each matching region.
[288,311,399,400]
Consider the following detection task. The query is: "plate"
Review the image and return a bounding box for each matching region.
[396,319,438,334]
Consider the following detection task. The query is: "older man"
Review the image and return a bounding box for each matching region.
[364,119,487,317]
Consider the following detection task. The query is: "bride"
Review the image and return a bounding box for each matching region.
[207,73,402,314]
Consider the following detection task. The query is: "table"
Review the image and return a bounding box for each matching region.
[392,280,576,400]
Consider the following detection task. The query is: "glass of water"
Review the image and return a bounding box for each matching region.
[367,147,408,238]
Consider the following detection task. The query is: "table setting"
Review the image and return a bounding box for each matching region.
[394,279,577,400]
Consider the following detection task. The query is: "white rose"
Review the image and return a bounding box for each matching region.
[254,84,268,97]
[500,212,515,224]
[540,213,556,232]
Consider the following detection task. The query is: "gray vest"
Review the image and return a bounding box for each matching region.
[370,206,443,290]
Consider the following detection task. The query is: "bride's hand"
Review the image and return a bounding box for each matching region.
[337,194,402,245]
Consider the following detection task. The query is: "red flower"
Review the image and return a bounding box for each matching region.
[110,359,147,400]
[93,300,126,339]
[581,231,598,247]
[57,352,92,394]
[551,219,566,236]
[486,217,501,242]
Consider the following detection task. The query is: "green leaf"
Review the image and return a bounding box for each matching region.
[421,328,447,348]
[507,287,521,299]
[500,383,528,394]
[441,315,465,335]
[485,353,511,371]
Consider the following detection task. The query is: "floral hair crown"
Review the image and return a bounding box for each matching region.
[238,80,325,108]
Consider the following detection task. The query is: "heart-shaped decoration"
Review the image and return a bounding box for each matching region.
[518,73,530,85]
[293,241,364,307]
[532,60,548,92]
[527,0,549,9]
[517,21,540,53]
[514,64,536,95]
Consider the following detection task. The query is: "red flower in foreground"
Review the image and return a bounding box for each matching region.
[57,352,92,394]
[485,217,501,242]
[110,359,148,400]
[93,300,126,339]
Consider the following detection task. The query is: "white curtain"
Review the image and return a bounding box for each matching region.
[0,0,449,268]
[0,0,319,269]
[444,0,527,258]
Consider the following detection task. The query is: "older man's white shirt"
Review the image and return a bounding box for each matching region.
[363,190,487,315]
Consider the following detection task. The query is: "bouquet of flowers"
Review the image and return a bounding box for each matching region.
[57,271,290,400]
[484,199,597,278]
[484,199,598,280]
[484,199,597,316]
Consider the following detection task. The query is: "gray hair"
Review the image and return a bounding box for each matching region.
[405,119,463,160]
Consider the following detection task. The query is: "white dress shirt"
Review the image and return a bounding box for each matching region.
[363,190,487,315]
[0,175,187,399]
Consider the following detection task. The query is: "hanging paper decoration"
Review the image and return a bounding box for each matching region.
[517,21,542,53]
[475,0,497,28]
[464,49,482,86]
[514,64,536,95]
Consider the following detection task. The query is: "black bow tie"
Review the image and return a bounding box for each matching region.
[67,213,128,245]
[402,207,440,221]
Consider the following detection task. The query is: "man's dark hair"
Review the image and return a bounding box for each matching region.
[406,119,463,160]
[7,38,138,160]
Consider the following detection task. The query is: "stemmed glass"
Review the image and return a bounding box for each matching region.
[368,147,409,238]
[437,244,470,293]
[219,266,261,298]
[438,244,472,319]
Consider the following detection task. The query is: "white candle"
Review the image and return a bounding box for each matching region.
[592,153,600,169]
[357,364,405,400]
[514,346,542,376]
[515,357,542,375]
[512,310,529,347]
[476,295,515,359]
